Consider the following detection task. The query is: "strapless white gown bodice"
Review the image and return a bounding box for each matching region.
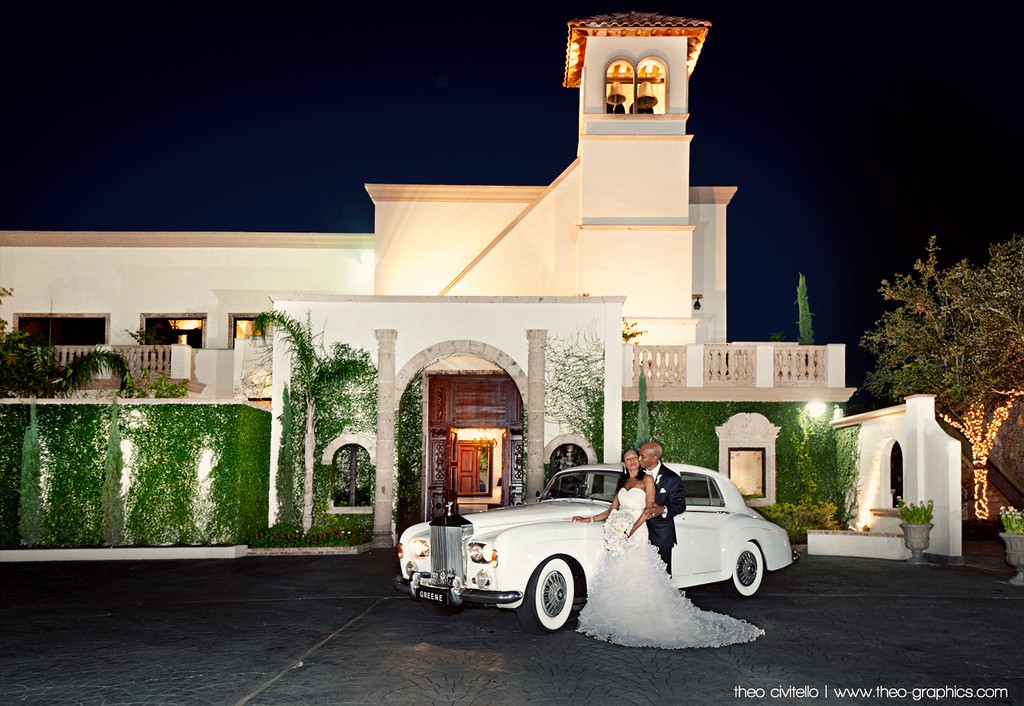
[576,487,764,649]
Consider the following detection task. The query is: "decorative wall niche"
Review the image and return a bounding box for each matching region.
[715,413,780,506]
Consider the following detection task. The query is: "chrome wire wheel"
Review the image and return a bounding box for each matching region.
[517,556,576,633]
[736,549,758,586]
[541,568,568,616]
[720,540,764,598]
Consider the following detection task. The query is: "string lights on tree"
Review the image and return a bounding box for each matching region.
[863,235,1023,524]
[941,391,1023,519]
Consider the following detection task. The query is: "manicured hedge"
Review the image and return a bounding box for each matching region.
[0,401,270,547]
[622,400,859,524]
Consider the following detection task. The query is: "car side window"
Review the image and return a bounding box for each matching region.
[549,472,586,499]
[707,478,725,507]
[680,473,724,507]
[588,472,619,502]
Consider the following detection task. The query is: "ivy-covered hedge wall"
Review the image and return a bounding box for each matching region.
[395,376,423,537]
[274,347,377,527]
[622,400,859,523]
[0,401,270,547]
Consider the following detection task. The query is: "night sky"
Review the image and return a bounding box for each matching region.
[2,2,1022,389]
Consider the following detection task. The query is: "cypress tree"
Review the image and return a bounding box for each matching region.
[635,365,650,448]
[797,273,815,345]
[19,401,43,546]
[276,384,297,526]
[101,398,125,546]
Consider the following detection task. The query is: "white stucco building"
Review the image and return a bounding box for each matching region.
[1,13,859,543]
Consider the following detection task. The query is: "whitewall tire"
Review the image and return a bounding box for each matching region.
[517,556,576,633]
[720,540,764,598]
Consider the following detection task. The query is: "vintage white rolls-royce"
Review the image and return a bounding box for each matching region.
[394,464,794,633]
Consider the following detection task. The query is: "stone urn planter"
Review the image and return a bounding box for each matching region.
[999,533,1024,586]
[900,523,933,565]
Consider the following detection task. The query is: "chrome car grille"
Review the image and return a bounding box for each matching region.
[429,520,472,585]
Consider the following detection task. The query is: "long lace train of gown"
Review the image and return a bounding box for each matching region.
[576,487,764,648]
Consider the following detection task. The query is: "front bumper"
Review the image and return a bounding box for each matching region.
[393,573,523,607]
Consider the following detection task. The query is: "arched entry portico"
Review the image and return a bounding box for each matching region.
[373,333,546,547]
[397,341,528,521]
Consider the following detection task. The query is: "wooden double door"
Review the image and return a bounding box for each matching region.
[426,373,523,519]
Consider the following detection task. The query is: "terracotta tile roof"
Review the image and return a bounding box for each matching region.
[563,11,712,88]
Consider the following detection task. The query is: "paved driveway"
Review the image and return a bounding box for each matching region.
[0,543,1020,705]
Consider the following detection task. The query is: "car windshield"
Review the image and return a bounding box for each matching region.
[541,470,620,503]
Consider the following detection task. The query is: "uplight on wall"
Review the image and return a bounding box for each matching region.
[692,294,703,311]
[806,401,827,418]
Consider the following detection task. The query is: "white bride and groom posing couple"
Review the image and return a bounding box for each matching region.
[571,441,764,649]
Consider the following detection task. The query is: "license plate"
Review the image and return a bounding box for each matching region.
[416,587,450,605]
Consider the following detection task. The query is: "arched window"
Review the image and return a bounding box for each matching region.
[605,59,634,114]
[550,443,588,474]
[889,442,904,508]
[605,57,668,115]
[635,57,667,114]
[332,444,373,508]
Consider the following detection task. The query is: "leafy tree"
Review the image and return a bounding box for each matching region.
[545,326,605,457]
[19,401,43,546]
[862,234,1024,518]
[0,336,130,398]
[1,286,130,398]
[101,398,125,546]
[797,273,815,345]
[253,310,370,532]
[621,319,646,344]
[0,286,10,331]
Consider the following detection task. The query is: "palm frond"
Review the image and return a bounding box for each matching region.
[253,310,326,391]
[59,347,130,396]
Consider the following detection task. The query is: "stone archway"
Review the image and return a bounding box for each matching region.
[397,341,531,520]
[395,339,528,401]
[374,333,545,547]
[321,432,377,466]
[544,434,598,465]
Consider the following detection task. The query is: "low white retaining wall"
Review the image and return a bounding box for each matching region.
[807,530,911,561]
[0,545,248,562]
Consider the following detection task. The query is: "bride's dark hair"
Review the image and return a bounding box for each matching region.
[616,447,646,492]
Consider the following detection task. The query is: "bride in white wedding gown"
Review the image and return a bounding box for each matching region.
[572,449,764,649]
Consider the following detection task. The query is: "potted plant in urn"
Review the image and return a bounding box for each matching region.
[998,506,1024,586]
[897,499,934,565]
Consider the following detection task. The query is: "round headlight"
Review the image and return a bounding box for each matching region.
[468,542,486,563]
[411,538,430,558]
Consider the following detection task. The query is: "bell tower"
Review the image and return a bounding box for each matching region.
[564,12,710,222]
[563,12,717,345]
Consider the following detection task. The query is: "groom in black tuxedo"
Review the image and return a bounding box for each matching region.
[639,441,687,575]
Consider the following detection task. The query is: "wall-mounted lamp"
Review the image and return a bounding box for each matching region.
[692,294,703,311]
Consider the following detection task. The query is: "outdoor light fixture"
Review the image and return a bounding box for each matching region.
[692,294,703,311]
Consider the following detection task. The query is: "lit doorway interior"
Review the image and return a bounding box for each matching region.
[453,428,503,513]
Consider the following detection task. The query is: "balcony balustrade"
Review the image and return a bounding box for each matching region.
[56,344,198,392]
[627,342,850,401]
